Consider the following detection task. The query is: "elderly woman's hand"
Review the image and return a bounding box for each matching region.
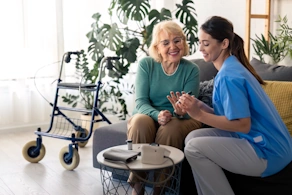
[167,91,187,116]
[158,110,172,125]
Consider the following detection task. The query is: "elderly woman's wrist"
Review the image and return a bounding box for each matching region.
[173,111,185,119]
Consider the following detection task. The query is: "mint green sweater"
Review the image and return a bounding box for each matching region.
[133,56,200,121]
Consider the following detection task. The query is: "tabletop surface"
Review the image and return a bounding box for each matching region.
[97,144,184,170]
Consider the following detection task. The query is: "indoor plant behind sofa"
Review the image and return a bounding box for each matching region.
[92,57,292,195]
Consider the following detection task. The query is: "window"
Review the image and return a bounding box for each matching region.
[0,0,111,131]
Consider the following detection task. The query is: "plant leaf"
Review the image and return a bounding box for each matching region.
[117,0,150,21]
[175,0,198,53]
[116,38,140,63]
[98,23,123,51]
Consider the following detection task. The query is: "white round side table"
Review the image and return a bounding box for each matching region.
[97,144,184,195]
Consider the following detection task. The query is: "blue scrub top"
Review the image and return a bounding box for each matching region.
[213,55,292,177]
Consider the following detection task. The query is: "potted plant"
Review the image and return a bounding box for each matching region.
[251,32,287,64]
[251,15,292,65]
[62,0,199,120]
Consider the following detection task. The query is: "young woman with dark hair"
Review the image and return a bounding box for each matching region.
[177,16,292,195]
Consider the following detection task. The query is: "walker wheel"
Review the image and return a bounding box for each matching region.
[22,140,46,163]
[59,146,80,171]
[76,128,89,148]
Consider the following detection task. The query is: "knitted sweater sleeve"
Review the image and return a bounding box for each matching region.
[134,58,160,121]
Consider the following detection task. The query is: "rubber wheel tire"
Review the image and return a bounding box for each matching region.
[22,140,46,163]
[76,128,89,148]
[59,146,80,171]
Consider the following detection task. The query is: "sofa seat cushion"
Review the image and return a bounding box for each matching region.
[262,81,292,134]
[224,161,292,195]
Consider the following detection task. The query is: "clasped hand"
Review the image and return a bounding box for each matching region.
[158,110,172,126]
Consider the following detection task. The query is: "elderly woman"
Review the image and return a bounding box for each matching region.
[127,20,202,195]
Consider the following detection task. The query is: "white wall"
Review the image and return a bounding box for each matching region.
[171,0,292,59]
[69,0,291,60]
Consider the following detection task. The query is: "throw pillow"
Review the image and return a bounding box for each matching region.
[250,58,292,81]
[198,79,214,108]
[262,81,292,134]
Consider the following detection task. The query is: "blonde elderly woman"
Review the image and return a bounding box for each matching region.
[127,20,202,195]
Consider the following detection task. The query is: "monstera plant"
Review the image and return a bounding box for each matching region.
[62,0,199,120]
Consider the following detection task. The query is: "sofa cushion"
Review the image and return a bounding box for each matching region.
[190,59,217,82]
[250,58,292,81]
[262,81,292,134]
[224,161,292,195]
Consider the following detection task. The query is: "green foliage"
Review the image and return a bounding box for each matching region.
[275,15,292,59]
[251,15,292,64]
[62,0,198,120]
[176,0,199,52]
[116,0,151,21]
[251,32,287,64]
[61,50,133,120]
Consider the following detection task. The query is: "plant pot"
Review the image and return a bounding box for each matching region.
[263,54,276,65]
[80,114,100,132]
[278,55,292,66]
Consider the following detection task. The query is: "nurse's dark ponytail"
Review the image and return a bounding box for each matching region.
[232,33,265,85]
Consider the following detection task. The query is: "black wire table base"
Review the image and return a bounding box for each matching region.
[99,163,182,195]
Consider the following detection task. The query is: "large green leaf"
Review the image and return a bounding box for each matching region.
[92,12,102,21]
[116,38,140,63]
[175,0,197,24]
[98,23,123,51]
[183,25,199,54]
[117,0,150,21]
[148,8,172,23]
[87,41,105,61]
[175,0,198,53]
[143,8,172,47]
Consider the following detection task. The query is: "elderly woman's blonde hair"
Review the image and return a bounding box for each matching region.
[148,20,189,63]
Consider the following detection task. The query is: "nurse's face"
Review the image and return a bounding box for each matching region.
[198,30,225,63]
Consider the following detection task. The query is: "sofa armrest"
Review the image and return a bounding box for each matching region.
[92,121,128,168]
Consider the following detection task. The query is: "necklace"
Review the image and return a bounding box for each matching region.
[161,62,180,76]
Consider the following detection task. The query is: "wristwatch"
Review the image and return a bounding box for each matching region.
[173,111,184,119]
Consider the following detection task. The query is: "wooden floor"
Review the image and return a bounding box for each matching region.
[0,129,104,195]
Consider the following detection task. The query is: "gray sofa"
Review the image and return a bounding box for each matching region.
[92,57,292,195]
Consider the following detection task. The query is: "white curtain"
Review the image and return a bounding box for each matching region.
[0,0,111,131]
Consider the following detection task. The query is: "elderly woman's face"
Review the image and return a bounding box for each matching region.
[157,30,184,64]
